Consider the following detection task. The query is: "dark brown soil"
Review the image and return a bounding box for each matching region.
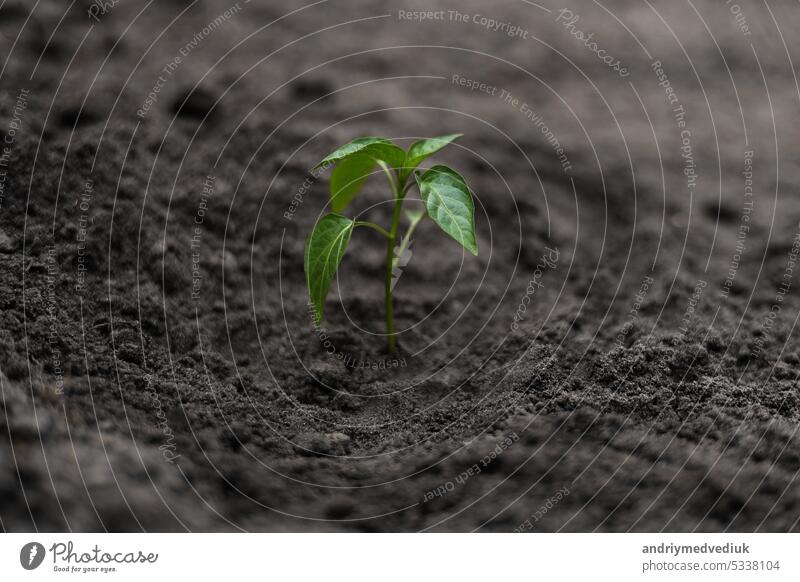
[2,0,800,532]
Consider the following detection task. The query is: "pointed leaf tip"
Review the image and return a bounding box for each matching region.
[404,134,462,175]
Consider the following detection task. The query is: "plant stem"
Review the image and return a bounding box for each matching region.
[354,221,391,239]
[396,211,425,260]
[385,175,406,352]
[378,161,397,195]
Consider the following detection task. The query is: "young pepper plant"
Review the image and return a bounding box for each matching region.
[304,134,478,352]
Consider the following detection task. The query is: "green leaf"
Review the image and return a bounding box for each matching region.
[404,134,462,173]
[304,214,355,324]
[416,165,478,255]
[329,154,375,212]
[316,137,404,170]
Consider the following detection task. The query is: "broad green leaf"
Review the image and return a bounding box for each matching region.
[304,214,355,324]
[404,134,462,173]
[329,154,375,212]
[316,137,404,170]
[416,165,478,256]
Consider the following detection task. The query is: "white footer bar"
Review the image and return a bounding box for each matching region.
[1,533,797,581]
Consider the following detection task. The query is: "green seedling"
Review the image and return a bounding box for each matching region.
[304,134,478,352]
